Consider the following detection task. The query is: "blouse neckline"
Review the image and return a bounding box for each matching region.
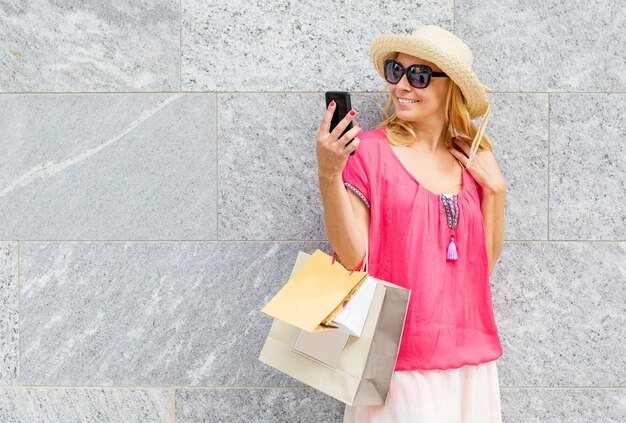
[377,128,468,198]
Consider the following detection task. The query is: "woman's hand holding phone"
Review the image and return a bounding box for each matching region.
[316,102,362,181]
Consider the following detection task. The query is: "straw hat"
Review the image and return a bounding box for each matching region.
[370,25,492,167]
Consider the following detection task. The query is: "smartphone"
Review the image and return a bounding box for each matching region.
[325,91,356,155]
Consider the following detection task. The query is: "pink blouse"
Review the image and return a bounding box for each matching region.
[334,127,503,371]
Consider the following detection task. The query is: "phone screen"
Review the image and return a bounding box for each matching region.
[325,91,356,155]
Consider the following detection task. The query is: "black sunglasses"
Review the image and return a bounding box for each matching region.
[383,59,448,89]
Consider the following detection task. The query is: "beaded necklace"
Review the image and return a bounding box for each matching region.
[440,193,459,260]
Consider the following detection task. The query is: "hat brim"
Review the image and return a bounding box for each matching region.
[370,33,491,119]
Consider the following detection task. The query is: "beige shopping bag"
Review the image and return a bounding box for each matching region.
[258,250,411,406]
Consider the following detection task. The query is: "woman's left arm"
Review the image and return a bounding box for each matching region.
[448,135,506,275]
[480,185,506,275]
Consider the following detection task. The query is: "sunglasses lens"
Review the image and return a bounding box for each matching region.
[407,66,430,88]
[384,60,431,88]
[384,61,402,83]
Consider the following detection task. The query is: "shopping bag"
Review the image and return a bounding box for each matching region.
[258,250,411,406]
[261,249,369,333]
[329,275,377,337]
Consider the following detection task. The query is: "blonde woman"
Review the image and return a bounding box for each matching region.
[316,25,507,422]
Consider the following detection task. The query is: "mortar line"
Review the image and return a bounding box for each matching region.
[5,239,624,243]
[452,0,455,33]
[17,241,21,385]
[0,91,623,96]
[172,387,176,423]
[179,0,182,92]
[547,93,551,240]
[0,384,623,389]
[216,95,219,240]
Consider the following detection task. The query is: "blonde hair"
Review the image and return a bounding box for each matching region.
[371,53,494,154]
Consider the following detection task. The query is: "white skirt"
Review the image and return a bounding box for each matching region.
[343,359,502,423]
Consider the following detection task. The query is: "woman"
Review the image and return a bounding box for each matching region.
[316,25,507,422]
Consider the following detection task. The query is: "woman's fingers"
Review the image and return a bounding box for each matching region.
[345,136,361,154]
[451,136,471,155]
[339,123,363,150]
[329,110,358,142]
[319,101,336,135]
[318,101,359,145]
[316,104,363,180]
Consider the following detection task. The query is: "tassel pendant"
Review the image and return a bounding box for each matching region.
[441,194,459,261]
[447,234,458,260]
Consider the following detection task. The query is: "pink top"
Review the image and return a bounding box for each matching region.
[335,127,503,371]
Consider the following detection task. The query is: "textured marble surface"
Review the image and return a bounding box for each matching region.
[0,388,173,422]
[217,93,324,240]
[456,0,625,92]
[176,388,344,422]
[0,242,18,384]
[483,94,548,240]
[0,0,179,92]
[217,92,392,240]
[0,94,217,240]
[549,94,625,240]
[1,0,624,421]
[218,92,542,241]
[182,0,451,92]
[501,388,626,422]
[491,242,625,386]
[20,240,330,386]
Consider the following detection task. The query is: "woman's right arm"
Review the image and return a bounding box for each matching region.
[316,101,368,271]
[318,175,370,271]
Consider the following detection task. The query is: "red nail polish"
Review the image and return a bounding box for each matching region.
[329,101,335,107]
[350,110,356,116]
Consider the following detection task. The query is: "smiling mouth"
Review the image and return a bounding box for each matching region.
[396,96,421,104]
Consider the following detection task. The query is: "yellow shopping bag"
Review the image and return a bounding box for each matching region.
[261,249,368,333]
